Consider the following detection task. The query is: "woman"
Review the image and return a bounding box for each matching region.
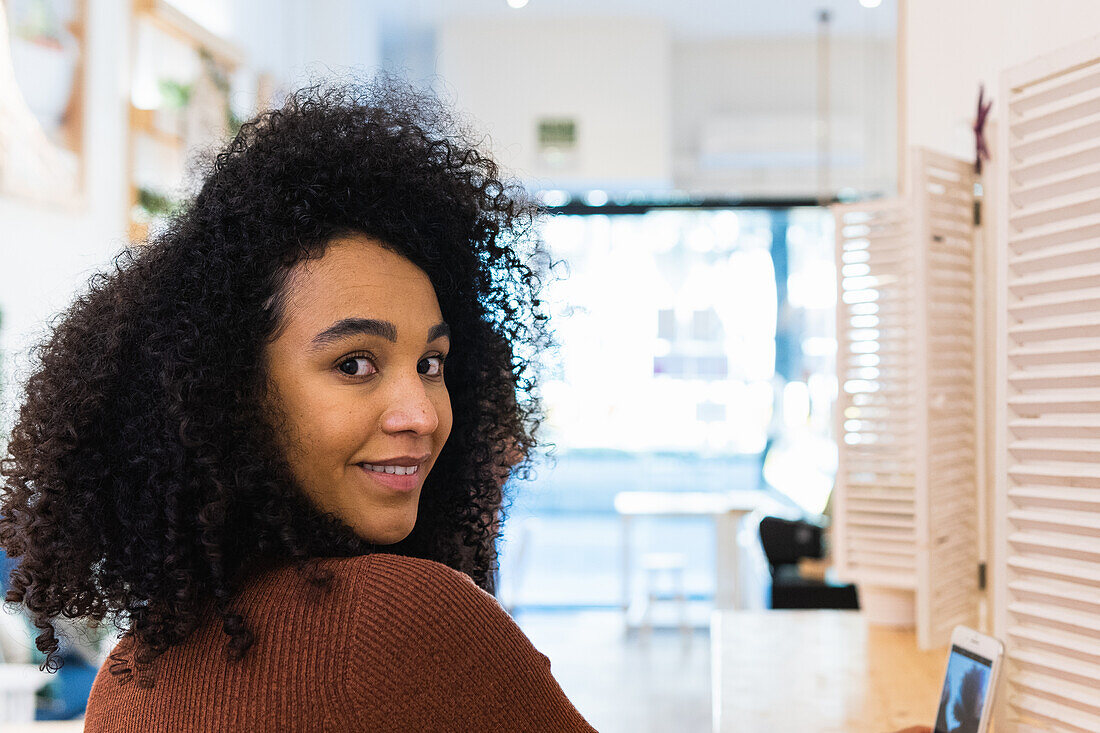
[0,78,592,730]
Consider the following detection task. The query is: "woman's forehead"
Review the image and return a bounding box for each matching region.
[278,236,442,336]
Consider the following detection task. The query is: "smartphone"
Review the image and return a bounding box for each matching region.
[933,626,1004,733]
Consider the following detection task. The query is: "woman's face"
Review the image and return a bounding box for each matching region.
[262,233,453,545]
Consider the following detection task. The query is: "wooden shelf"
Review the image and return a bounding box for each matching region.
[133,0,243,69]
[130,107,184,149]
[126,0,243,241]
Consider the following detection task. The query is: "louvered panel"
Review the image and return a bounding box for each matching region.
[1009,508,1100,535]
[847,551,916,568]
[1010,439,1100,462]
[1008,221,1100,256]
[1009,648,1100,697]
[834,148,980,651]
[835,199,919,591]
[1012,162,1100,209]
[847,539,914,556]
[916,149,981,651]
[1012,673,1100,724]
[1009,287,1100,321]
[1009,623,1100,660]
[1008,694,1098,733]
[997,37,1100,733]
[1009,59,1100,113]
[847,514,915,529]
[1007,532,1100,565]
[1007,461,1100,486]
[1009,312,1100,342]
[1009,194,1100,231]
[926,414,975,435]
[1009,366,1100,390]
[1008,84,1100,137]
[1008,485,1100,511]
[1008,262,1100,296]
[1010,343,1100,366]
[846,499,915,515]
[831,147,981,647]
[848,527,916,542]
[1010,240,1100,275]
[1010,391,1100,415]
[1009,141,1100,200]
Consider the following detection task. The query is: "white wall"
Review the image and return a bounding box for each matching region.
[0,0,381,434]
[431,18,896,199]
[230,0,380,101]
[903,0,1100,161]
[0,0,130,433]
[437,16,673,194]
[673,36,896,198]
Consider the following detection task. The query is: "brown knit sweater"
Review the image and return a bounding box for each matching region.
[83,553,597,732]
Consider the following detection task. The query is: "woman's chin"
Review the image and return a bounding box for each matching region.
[358,515,417,545]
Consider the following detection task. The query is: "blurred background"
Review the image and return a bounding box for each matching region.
[0,0,890,728]
[0,0,1039,730]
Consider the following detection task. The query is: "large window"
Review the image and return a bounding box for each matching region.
[498,206,838,609]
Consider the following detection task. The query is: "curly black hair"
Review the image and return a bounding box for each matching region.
[0,76,553,684]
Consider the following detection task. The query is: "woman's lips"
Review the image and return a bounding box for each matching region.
[357,463,420,492]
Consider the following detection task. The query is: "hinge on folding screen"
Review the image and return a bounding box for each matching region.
[978,562,987,590]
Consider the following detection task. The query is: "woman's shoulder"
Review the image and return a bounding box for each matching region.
[331,554,597,731]
[249,552,490,614]
[350,552,482,588]
[299,553,517,651]
[330,552,496,616]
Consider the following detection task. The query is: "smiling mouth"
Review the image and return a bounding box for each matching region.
[359,463,419,476]
[356,462,422,492]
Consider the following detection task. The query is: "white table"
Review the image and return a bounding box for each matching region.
[614,490,763,623]
[710,610,947,733]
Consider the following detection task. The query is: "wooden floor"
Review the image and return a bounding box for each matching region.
[517,609,712,733]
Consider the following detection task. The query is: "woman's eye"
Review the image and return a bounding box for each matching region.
[419,356,445,377]
[337,356,376,377]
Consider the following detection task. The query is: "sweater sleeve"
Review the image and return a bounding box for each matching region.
[341,554,598,732]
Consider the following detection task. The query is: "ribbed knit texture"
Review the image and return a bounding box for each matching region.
[83,553,597,732]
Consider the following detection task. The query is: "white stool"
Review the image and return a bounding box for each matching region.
[638,551,691,640]
[0,664,50,722]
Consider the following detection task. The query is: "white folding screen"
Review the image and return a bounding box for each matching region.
[835,148,980,650]
[995,35,1100,733]
[915,150,983,649]
[835,200,919,591]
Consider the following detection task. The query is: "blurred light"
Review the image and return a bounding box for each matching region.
[507,0,529,7]
[584,190,609,206]
[538,189,570,207]
[686,226,716,252]
[131,80,161,110]
[789,265,838,309]
[783,381,810,427]
[859,0,882,7]
[802,337,837,357]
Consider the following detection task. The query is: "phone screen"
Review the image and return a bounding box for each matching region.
[934,645,993,733]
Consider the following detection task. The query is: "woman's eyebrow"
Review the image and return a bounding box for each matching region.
[309,317,450,351]
[310,318,396,350]
[428,322,451,342]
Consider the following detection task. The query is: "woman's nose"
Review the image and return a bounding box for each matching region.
[378,374,440,435]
